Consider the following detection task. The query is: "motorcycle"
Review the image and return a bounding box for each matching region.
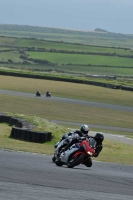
[36,91,41,97]
[46,92,51,97]
[52,137,96,168]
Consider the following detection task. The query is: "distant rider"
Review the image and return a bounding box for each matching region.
[36,90,40,96]
[46,91,51,97]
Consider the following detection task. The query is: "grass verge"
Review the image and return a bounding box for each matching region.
[1,95,133,129]
[0,121,133,166]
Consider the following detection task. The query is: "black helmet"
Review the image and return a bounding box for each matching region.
[95,133,104,143]
[80,124,89,136]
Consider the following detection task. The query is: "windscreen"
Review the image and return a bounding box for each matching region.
[88,138,96,148]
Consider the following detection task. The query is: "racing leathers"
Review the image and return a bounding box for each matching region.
[55,130,82,156]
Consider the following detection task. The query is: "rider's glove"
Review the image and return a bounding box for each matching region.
[72,137,80,143]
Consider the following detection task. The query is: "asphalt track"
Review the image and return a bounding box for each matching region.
[0,150,133,200]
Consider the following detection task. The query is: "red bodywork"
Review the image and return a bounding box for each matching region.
[73,138,95,158]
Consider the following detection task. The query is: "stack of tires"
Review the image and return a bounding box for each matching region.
[10,128,52,143]
[0,113,52,143]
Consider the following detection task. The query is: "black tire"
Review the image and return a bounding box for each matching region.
[52,155,56,163]
[83,159,92,167]
[67,154,85,168]
[55,158,63,167]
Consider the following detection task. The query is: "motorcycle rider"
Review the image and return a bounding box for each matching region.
[46,91,51,97]
[54,124,89,158]
[91,132,104,157]
[53,125,104,167]
[36,90,41,96]
[84,132,104,167]
[61,124,89,141]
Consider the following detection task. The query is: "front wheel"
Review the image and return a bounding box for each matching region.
[55,158,64,167]
[67,154,85,168]
[52,155,56,163]
[83,158,92,167]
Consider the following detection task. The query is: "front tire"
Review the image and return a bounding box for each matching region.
[83,159,92,167]
[55,158,63,167]
[67,154,85,168]
[52,155,56,163]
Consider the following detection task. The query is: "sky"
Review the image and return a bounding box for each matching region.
[0,0,133,34]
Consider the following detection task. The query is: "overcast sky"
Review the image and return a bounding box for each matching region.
[0,0,133,34]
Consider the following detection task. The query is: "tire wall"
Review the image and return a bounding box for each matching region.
[0,113,52,143]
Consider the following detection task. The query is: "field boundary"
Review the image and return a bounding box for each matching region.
[0,70,133,92]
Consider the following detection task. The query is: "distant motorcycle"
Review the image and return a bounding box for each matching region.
[46,91,51,97]
[52,137,96,168]
[36,91,41,97]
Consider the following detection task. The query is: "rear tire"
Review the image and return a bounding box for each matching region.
[67,154,85,168]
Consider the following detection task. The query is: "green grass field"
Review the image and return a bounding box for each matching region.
[1,36,133,55]
[0,35,133,78]
[27,51,133,67]
[1,24,133,48]
[1,63,133,77]
[0,51,22,62]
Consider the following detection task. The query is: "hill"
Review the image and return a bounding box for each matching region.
[0,24,133,48]
[94,28,108,33]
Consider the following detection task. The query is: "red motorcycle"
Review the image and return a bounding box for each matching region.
[54,137,96,168]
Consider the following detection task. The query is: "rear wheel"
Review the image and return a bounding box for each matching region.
[67,154,85,168]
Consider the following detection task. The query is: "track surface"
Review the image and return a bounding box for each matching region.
[0,150,133,200]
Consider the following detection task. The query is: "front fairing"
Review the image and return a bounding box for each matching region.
[59,139,95,164]
[79,138,96,155]
[60,144,79,164]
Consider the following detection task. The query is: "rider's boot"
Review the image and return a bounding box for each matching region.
[55,143,67,159]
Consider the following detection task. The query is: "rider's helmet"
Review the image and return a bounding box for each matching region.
[94,133,104,143]
[80,124,89,136]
